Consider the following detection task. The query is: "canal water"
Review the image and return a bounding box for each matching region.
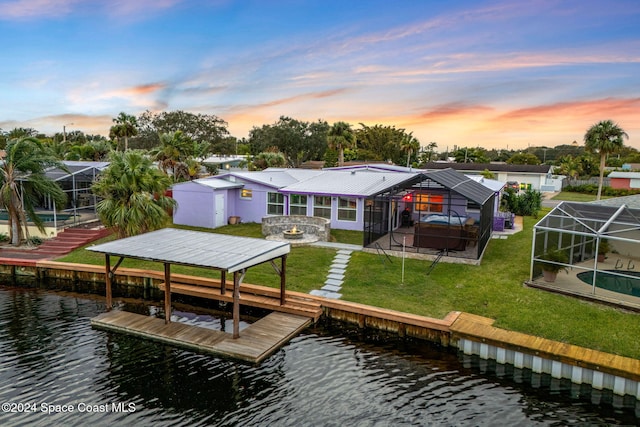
[0,285,638,426]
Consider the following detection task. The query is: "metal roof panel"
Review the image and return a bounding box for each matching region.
[87,228,290,273]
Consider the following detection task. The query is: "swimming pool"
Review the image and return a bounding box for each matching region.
[0,212,72,222]
[577,269,640,297]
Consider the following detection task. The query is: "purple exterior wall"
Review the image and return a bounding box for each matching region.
[173,174,497,234]
[225,180,280,224]
[318,196,364,231]
[173,177,367,231]
[172,181,217,228]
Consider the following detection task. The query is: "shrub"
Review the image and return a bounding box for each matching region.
[501,188,542,216]
[563,185,640,197]
[27,236,44,246]
[537,247,569,273]
[0,233,9,243]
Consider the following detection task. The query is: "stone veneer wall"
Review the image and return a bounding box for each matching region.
[262,215,331,241]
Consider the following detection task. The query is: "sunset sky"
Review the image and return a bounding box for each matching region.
[1,0,639,151]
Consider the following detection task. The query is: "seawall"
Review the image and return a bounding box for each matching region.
[1,258,638,402]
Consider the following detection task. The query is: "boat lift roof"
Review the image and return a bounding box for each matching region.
[87,228,290,273]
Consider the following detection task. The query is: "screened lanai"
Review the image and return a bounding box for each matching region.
[363,168,495,262]
[531,199,640,306]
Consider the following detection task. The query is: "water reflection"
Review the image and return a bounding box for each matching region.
[0,286,638,426]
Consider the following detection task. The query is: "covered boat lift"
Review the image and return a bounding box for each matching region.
[88,228,290,339]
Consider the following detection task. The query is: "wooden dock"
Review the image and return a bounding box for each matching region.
[157,278,323,321]
[91,310,312,363]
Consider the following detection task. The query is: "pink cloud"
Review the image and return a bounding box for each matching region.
[0,0,78,19]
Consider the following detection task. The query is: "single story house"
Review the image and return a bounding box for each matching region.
[173,168,422,231]
[608,171,640,190]
[172,166,500,261]
[421,162,561,192]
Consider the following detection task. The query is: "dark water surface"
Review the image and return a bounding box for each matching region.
[0,286,638,426]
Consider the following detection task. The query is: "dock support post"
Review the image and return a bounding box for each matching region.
[164,263,171,324]
[233,271,240,339]
[221,270,226,295]
[280,254,287,305]
[105,254,112,311]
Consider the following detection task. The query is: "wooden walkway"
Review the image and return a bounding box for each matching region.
[91,310,312,363]
[157,278,323,321]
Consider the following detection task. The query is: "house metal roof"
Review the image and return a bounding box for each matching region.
[87,228,290,273]
[423,162,552,174]
[326,164,415,173]
[218,169,323,188]
[176,178,243,190]
[423,168,495,205]
[279,170,422,197]
[467,175,505,192]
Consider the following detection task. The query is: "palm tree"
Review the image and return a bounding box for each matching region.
[151,131,194,179]
[424,141,437,163]
[92,150,176,238]
[110,112,138,151]
[556,155,582,183]
[250,152,286,170]
[400,133,420,167]
[584,120,628,200]
[0,137,67,245]
[327,122,356,167]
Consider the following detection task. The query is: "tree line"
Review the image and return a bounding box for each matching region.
[0,113,632,245]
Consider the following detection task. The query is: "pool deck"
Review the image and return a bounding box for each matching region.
[527,255,640,312]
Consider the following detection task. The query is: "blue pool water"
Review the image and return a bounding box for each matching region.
[0,212,72,222]
[577,270,640,297]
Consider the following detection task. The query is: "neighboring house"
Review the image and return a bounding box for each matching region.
[468,175,507,213]
[201,155,248,172]
[608,171,640,190]
[422,162,559,192]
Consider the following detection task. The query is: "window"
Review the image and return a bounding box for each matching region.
[267,192,284,215]
[415,193,443,212]
[338,197,357,221]
[240,188,252,199]
[313,196,331,219]
[290,194,307,216]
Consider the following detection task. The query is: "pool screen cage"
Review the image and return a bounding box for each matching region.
[363,169,495,261]
[531,200,640,291]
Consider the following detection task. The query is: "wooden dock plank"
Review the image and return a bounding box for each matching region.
[157,282,322,321]
[91,310,311,363]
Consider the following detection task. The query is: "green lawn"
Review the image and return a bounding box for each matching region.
[551,191,610,202]
[59,220,640,359]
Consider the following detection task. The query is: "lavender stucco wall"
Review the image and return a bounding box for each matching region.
[227,181,280,224]
[174,176,369,231]
[172,181,216,228]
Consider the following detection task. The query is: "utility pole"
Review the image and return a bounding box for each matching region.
[63,123,74,143]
